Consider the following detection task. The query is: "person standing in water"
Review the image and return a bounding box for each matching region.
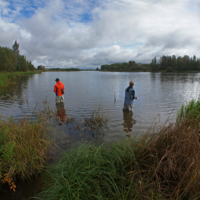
[54,78,65,104]
[123,81,138,111]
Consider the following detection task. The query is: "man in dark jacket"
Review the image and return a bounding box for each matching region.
[54,78,65,104]
[123,81,138,111]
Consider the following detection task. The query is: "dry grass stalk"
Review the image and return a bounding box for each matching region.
[127,118,200,199]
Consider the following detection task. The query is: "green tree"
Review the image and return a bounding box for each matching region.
[0,47,16,72]
[16,55,27,71]
[37,65,43,70]
[177,56,183,71]
[193,55,198,70]
[27,61,35,71]
[160,56,168,70]
[129,61,139,70]
[150,57,158,71]
[182,55,190,70]
[171,55,176,70]
[197,59,200,70]
[12,40,20,57]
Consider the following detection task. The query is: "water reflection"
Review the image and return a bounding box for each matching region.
[122,110,136,135]
[56,103,67,124]
[0,75,30,104]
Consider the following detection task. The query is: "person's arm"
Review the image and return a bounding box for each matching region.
[54,85,58,96]
[131,89,138,100]
[54,85,57,93]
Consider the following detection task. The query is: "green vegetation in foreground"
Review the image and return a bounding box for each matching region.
[0,106,108,193]
[0,113,54,192]
[0,70,42,87]
[34,99,200,200]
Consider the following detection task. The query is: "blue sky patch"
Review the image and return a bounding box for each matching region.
[20,9,35,19]
[80,12,93,23]
[2,0,46,20]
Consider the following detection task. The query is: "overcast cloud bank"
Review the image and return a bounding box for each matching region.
[0,0,200,69]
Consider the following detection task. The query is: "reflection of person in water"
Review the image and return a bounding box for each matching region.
[56,103,67,122]
[122,110,136,133]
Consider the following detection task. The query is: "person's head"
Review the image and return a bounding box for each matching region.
[129,81,134,87]
[55,78,60,82]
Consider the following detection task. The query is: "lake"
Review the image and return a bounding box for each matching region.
[1,71,200,199]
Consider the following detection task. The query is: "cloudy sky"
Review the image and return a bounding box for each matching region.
[0,0,200,69]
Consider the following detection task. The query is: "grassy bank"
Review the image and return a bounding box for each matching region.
[34,100,200,200]
[0,70,42,87]
[0,113,54,192]
[0,106,108,192]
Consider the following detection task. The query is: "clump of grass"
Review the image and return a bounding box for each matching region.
[32,141,146,200]
[177,98,200,126]
[34,116,200,200]
[73,108,108,136]
[0,74,9,87]
[0,114,54,191]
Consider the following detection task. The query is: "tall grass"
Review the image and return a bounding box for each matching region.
[33,141,154,200]
[177,98,200,127]
[0,114,54,191]
[34,115,200,200]
[0,106,108,192]
[0,74,9,87]
[73,108,108,136]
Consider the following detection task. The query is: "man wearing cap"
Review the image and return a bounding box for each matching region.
[123,81,138,111]
[54,78,65,104]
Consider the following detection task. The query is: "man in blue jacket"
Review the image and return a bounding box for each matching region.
[123,81,138,111]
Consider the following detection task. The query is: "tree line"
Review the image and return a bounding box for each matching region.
[0,41,35,72]
[101,55,200,72]
[48,68,80,71]
[101,61,150,72]
[150,55,200,72]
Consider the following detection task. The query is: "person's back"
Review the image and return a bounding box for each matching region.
[124,86,135,105]
[123,81,138,111]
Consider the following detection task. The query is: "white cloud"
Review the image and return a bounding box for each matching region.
[0,0,200,68]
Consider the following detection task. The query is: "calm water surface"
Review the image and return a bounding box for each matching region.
[1,71,200,140]
[1,71,200,199]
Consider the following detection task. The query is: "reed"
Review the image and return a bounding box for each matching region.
[177,98,200,127]
[72,108,108,138]
[34,114,200,200]
[0,74,9,87]
[0,114,54,191]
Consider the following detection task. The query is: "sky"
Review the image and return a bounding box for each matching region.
[0,0,200,69]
